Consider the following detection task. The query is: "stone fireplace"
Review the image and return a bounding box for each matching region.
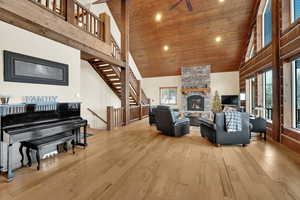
[187,95,204,111]
[181,65,211,112]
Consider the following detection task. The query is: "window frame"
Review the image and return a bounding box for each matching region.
[291,0,300,22]
[249,45,255,58]
[262,0,272,47]
[293,60,300,129]
[291,0,295,22]
[263,70,273,121]
[250,77,257,114]
[159,87,178,105]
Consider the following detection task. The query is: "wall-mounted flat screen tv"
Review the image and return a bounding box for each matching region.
[221,95,239,106]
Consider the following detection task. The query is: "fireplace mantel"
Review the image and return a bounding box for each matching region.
[181,88,211,95]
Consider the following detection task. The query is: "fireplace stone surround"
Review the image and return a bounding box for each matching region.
[181,65,211,113]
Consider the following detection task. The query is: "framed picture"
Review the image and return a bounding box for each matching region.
[4,51,69,86]
[160,87,177,105]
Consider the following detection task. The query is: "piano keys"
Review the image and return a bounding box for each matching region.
[0,102,87,181]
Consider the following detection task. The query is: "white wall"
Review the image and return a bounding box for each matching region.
[141,76,182,109]
[80,60,121,129]
[210,71,240,96]
[0,21,81,103]
[0,20,82,171]
[142,71,240,109]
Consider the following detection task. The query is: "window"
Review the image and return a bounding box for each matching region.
[262,0,272,47]
[246,45,255,62]
[294,60,300,128]
[160,87,177,105]
[292,0,300,22]
[245,30,255,61]
[249,45,255,58]
[263,70,273,120]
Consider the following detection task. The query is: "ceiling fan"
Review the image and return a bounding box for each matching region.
[168,0,193,12]
[92,0,109,5]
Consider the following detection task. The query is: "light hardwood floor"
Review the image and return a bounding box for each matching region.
[0,119,300,200]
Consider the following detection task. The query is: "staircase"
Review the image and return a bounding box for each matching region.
[88,60,146,106]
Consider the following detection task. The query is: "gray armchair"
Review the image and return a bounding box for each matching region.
[149,106,157,125]
[155,105,190,137]
[199,112,250,146]
[250,117,267,140]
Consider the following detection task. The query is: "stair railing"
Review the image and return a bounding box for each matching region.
[129,105,140,122]
[87,108,107,124]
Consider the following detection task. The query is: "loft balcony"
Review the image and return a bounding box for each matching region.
[0,0,124,67]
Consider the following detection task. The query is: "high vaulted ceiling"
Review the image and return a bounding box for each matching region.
[107,0,257,77]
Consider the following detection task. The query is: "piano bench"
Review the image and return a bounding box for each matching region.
[20,132,75,171]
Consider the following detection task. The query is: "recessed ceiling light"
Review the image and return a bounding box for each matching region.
[219,0,225,2]
[155,12,162,22]
[163,45,169,51]
[215,36,222,42]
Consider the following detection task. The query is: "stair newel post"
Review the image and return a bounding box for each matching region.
[107,106,113,130]
[64,0,75,25]
[137,80,143,120]
[99,13,111,44]
[121,66,130,125]
[121,0,130,125]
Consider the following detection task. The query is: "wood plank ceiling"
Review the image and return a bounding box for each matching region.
[107,0,257,77]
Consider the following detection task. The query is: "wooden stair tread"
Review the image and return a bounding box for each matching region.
[88,60,145,105]
[99,67,113,70]
[103,72,117,75]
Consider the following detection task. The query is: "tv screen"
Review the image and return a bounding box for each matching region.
[221,95,239,106]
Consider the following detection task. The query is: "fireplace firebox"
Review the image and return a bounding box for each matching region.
[187,95,204,111]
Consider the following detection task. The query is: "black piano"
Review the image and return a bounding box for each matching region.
[0,102,87,181]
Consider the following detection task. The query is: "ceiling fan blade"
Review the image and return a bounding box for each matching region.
[185,0,193,11]
[92,0,109,5]
[168,0,184,11]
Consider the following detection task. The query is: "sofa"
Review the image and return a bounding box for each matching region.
[155,105,190,137]
[199,112,250,146]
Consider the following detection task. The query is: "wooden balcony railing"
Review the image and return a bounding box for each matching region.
[29,0,65,17]
[74,1,104,39]
[30,0,105,41]
[112,37,121,60]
